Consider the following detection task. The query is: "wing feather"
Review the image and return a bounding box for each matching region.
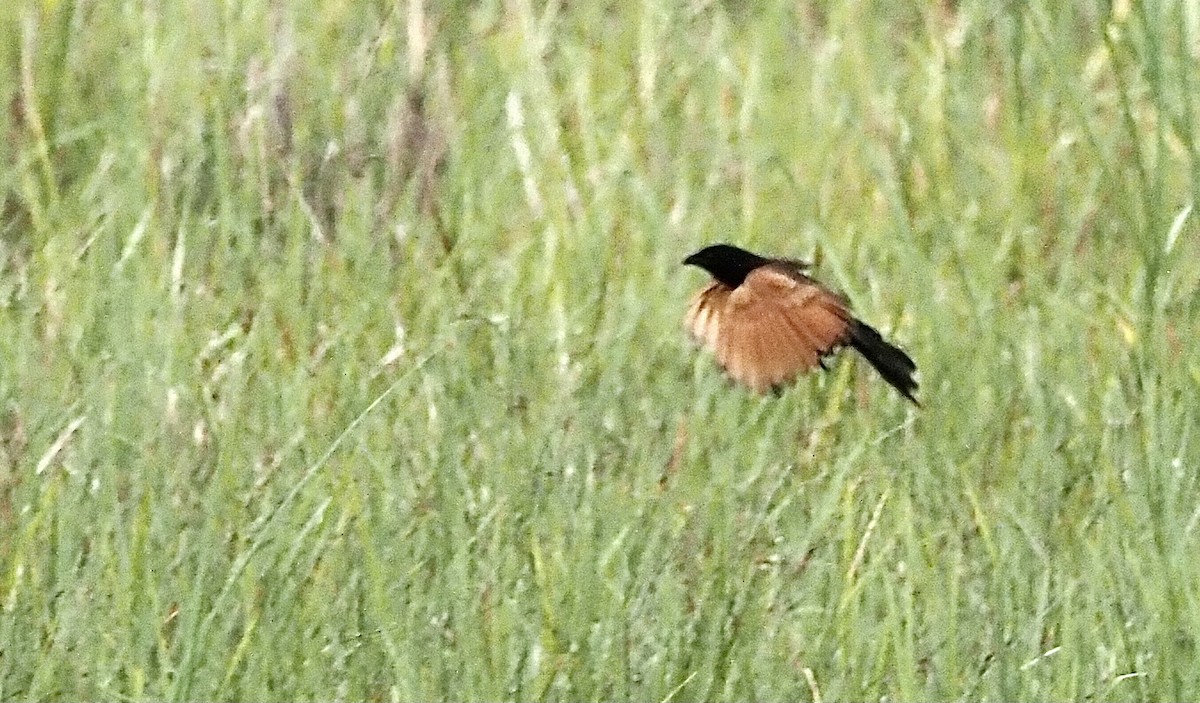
[685,282,730,348]
[686,264,853,393]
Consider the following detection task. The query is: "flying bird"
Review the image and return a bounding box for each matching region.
[683,243,919,404]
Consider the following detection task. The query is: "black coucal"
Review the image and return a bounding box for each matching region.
[683,244,919,404]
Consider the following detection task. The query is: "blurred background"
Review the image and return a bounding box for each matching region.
[1,0,1199,699]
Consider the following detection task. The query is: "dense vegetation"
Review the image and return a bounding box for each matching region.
[2,0,1198,699]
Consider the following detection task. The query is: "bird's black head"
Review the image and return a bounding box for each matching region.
[682,244,770,288]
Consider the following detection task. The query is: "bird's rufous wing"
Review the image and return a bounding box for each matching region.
[685,264,852,393]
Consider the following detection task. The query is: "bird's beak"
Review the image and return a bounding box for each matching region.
[682,252,699,267]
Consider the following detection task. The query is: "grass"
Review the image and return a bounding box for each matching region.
[2,0,1199,699]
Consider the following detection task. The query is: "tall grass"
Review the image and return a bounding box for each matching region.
[1,0,1198,700]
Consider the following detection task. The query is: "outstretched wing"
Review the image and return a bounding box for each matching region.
[685,263,853,393]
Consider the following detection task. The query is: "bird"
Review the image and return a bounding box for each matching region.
[682,243,919,405]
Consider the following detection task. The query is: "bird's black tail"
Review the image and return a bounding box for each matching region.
[849,320,919,405]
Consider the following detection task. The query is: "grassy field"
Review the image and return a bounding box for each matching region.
[2,0,1200,700]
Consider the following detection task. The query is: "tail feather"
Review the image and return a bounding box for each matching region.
[849,320,919,405]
